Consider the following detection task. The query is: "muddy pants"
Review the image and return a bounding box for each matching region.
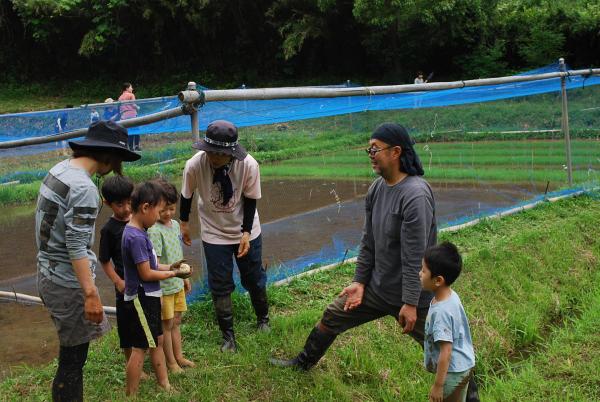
[320,284,428,344]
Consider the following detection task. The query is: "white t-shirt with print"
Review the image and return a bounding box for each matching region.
[182,151,261,245]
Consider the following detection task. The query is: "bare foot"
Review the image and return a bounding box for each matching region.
[176,357,196,368]
[168,363,184,374]
[158,381,172,392]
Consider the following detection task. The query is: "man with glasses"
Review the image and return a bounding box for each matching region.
[271,123,480,401]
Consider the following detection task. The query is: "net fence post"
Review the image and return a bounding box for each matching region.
[559,58,573,187]
[187,81,200,143]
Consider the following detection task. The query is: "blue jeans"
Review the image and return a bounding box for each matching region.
[203,234,266,297]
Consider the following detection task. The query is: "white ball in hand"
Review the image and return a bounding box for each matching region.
[179,263,191,275]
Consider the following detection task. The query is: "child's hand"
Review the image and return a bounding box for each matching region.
[169,259,186,270]
[184,279,192,294]
[429,384,444,402]
[172,263,193,279]
[116,278,125,293]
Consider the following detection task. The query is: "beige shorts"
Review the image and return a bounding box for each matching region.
[161,289,187,320]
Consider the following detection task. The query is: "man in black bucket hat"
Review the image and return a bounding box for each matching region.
[271,123,478,401]
[35,120,139,401]
[179,119,269,352]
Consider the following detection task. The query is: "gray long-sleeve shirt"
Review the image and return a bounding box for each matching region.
[354,175,437,307]
[35,159,100,288]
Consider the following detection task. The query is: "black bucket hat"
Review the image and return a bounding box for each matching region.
[192,120,247,161]
[68,120,140,161]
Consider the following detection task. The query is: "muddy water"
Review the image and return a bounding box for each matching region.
[0,178,543,378]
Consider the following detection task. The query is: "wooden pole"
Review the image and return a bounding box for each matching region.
[559,58,574,186]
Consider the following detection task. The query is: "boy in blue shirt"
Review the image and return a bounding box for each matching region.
[420,242,475,402]
[121,181,191,396]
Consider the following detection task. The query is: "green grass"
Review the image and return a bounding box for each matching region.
[2,192,600,401]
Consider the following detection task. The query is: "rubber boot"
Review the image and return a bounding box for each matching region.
[269,325,337,370]
[249,287,270,332]
[213,294,237,352]
[466,375,480,402]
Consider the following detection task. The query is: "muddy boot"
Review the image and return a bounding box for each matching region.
[466,375,480,402]
[269,326,337,370]
[249,288,270,332]
[213,295,237,352]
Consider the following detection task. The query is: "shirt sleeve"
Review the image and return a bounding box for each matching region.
[148,227,164,257]
[432,310,454,343]
[64,184,99,260]
[400,194,435,305]
[242,158,261,199]
[354,188,375,284]
[181,158,198,199]
[98,226,111,263]
[128,235,151,265]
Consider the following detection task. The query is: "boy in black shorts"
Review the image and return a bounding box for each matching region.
[99,175,145,373]
[121,181,192,396]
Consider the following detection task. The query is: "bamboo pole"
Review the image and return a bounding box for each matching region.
[0,106,186,149]
[559,58,574,186]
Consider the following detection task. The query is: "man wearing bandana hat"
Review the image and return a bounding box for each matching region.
[179,120,269,352]
[271,123,479,401]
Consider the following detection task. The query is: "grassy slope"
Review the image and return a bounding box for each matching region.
[1,192,599,401]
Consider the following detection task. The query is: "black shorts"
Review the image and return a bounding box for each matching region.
[115,298,128,349]
[120,291,162,349]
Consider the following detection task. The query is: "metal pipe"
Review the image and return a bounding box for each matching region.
[185,82,201,143]
[0,105,186,149]
[559,58,574,186]
[203,68,600,102]
[0,291,116,316]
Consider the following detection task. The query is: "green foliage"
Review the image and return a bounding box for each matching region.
[2,0,599,84]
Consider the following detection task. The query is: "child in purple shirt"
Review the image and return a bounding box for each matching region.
[120,180,191,396]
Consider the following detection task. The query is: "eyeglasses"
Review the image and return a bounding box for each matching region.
[365,146,394,156]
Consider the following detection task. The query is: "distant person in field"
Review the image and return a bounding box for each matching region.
[35,120,140,402]
[420,242,475,402]
[271,123,480,401]
[180,119,269,353]
[54,104,74,155]
[103,98,120,122]
[118,82,141,151]
[414,71,428,84]
[90,109,100,124]
[413,72,429,108]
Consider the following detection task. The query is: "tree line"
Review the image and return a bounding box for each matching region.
[1,0,599,87]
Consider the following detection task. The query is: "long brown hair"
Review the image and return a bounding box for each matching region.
[71,148,124,175]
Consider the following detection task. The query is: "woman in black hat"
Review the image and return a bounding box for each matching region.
[35,120,139,401]
[179,119,269,352]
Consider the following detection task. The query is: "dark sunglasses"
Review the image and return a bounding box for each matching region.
[365,146,394,156]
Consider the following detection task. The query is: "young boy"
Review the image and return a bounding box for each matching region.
[420,242,475,402]
[148,179,195,373]
[121,180,191,396]
[99,175,144,373]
